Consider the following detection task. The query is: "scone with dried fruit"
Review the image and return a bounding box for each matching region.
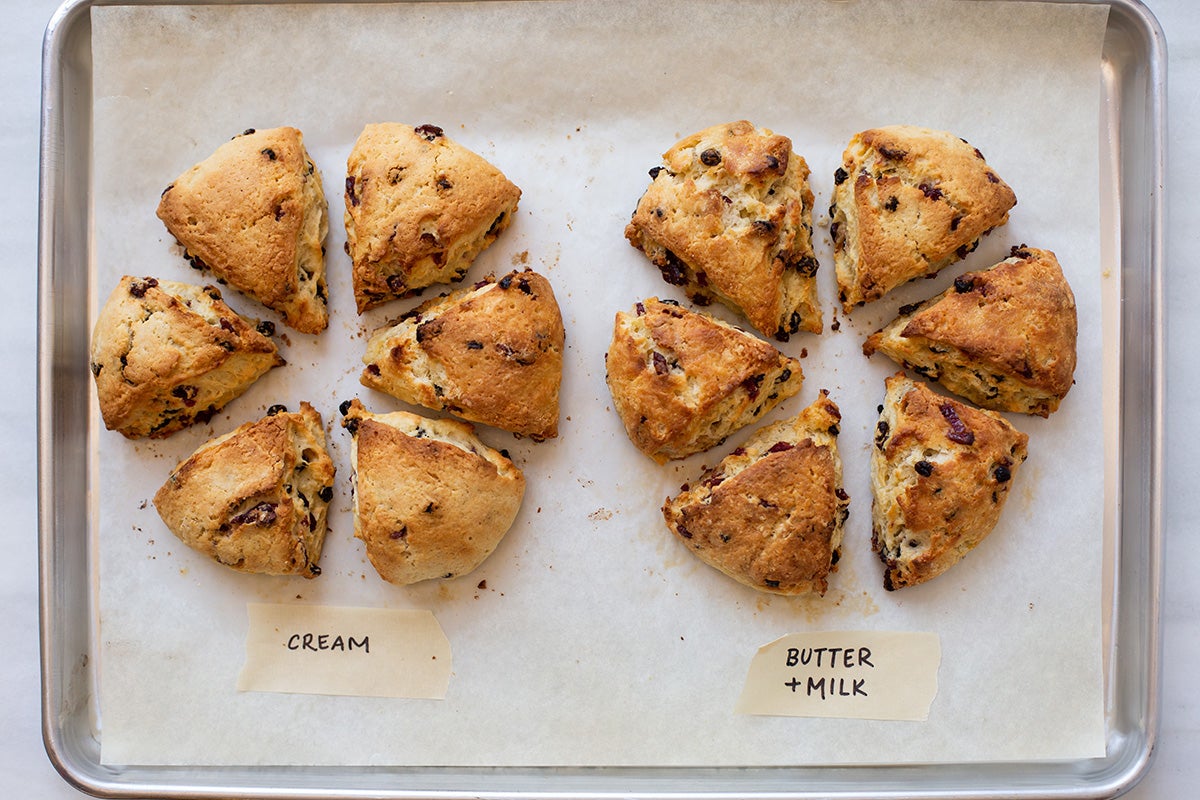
[153,402,335,578]
[871,373,1028,590]
[626,120,822,340]
[605,297,803,463]
[663,391,849,595]
[340,399,525,585]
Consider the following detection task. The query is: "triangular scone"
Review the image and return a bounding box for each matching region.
[345,123,522,312]
[871,373,1029,590]
[625,120,822,340]
[864,246,1077,417]
[340,399,525,585]
[831,125,1017,312]
[156,127,330,334]
[89,276,284,438]
[605,298,804,463]
[153,402,336,578]
[360,269,564,441]
[663,391,849,596]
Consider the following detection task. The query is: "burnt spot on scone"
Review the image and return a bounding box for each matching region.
[345,175,361,207]
[938,403,975,445]
[834,167,849,185]
[699,148,722,167]
[129,277,159,298]
[230,502,278,527]
[265,403,288,416]
[414,124,445,141]
[884,195,899,212]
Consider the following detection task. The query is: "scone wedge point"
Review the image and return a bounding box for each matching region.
[360,269,564,440]
[863,245,1077,417]
[605,297,804,463]
[831,125,1017,312]
[340,399,525,586]
[89,276,284,438]
[345,123,521,312]
[156,127,330,334]
[625,120,822,340]
[663,391,849,596]
[152,402,336,578]
[871,373,1029,590]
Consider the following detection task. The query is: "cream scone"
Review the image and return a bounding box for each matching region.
[153,402,336,578]
[89,276,283,438]
[605,298,804,463]
[626,120,822,340]
[831,125,1016,312]
[340,399,525,585]
[345,123,521,312]
[360,269,564,441]
[157,127,330,333]
[663,391,849,595]
[863,246,1077,417]
[871,373,1029,590]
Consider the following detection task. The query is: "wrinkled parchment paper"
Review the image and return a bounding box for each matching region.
[91,0,1111,766]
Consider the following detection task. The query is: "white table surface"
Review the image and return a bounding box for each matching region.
[4,1,1194,797]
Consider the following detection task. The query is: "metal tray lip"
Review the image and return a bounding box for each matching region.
[36,0,1167,797]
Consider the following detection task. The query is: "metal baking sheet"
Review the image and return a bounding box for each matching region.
[38,0,1165,796]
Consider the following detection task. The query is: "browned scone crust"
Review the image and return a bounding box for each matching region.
[604,298,804,463]
[156,127,330,334]
[152,402,336,578]
[625,120,822,340]
[89,276,284,438]
[871,373,1029,590]
[345,123,521,312]
[832,125,1017,312]
[340,399,525,585]
[663,391,849,596]
[864,246,1077,417]
[360,269,564,440]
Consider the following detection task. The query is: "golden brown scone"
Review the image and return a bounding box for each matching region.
[156,127,330,334]
[345,123,521,312]
[663,391,849,596]
[89,276,284,438]
[605,298,804,463]
[360,269,564,440]
[831,125,1017,312]
[340,399,525,585]
[864,246,1077,416]
[625,120,822,340]
[153,402,336,578]
[871,373,1029,590]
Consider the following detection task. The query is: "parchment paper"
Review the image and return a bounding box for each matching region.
[91,0,1111,767]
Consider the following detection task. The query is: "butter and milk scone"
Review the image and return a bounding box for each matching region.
[90,276,284,438]
[340,399,525,585]
[625,120,822,340]
[156,127,330,334]
[663,392,849,596]
[831,125,1017,312]
[864,246,1077,416]
[153,402,336,578]
[345,123,522,312]
[871,373,1028,590]
[360,269,564,440]
[605,298,804,463]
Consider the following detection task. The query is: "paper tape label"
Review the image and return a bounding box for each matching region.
[736,631,940,720]
[237,603,452,699]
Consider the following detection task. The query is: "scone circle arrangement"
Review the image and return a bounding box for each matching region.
[625,120,823,340]
[152,402,336,578]
[90,275,284,439]
[157,127,331,334]
[344,122,522,313]
[340,399,526,586]
[663,391,849,596]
